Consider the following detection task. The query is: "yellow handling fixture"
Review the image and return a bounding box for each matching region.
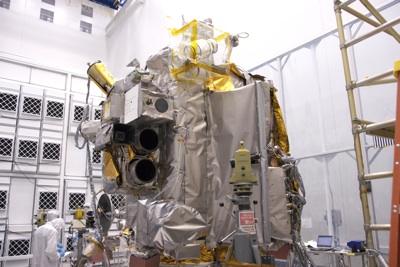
[229,141,257,184]
[87,61,115,95]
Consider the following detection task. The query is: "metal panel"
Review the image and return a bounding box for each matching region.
[13,137,39,174]
[18,88,44,129]
[0,87,20,127]
[0,134,15,172]
[42,92,66,134]
[30,68,66,90]
[37,138,62,174]
[0,61,30,83]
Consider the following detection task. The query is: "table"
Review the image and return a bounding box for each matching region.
[307,249,366,267]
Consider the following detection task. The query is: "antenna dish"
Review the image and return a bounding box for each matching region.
[97,194,114,233]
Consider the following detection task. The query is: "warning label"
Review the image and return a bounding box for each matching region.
[239,211,256,234]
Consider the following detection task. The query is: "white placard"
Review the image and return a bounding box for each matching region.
[124,85,140,124]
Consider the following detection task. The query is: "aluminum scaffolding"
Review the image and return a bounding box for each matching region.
[334,1,400,266]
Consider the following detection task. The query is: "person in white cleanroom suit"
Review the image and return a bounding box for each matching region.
[32,218,66,267]
[46,210,60,222]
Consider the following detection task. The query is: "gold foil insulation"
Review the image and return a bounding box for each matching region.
[270,86,290,156]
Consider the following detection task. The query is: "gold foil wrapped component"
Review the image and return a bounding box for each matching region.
[103,151,120,179]
[270,86,290,156]
[160,245,215,264]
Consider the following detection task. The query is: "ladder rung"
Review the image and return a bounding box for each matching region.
[364,171,393,180]
[358,119,396,132]
[339,0,357,8]
[344,16,400,48]
[367,77,397,86]
[369,224,390,231]
[358,119,395,133]
[353,69,393,88]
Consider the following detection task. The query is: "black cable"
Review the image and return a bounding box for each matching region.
[0,113,41,121]
[13,162,54,191]
[0,159,62,166]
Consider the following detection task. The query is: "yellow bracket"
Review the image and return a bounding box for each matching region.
[394,59,400,78]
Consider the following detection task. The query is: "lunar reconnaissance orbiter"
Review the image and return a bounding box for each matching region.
[72,18,312,267]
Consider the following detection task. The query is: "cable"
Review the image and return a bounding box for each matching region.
[13,162,54,191]
[0,159,63,166]
[6,230,32,238]
[0,113,41,120]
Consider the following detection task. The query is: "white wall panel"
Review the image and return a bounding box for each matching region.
[281,48,324,156]
[71,75,105,98]
[71,75,88,94]
[353,51,397,124]
[42,91,66,132]
[14,129,40,173]
[299,152,367,245]
[315,36,353,150]
[68,103,85,135]
[33,180,60,214]
[63,179,88,229]
[0,81,21,92]
[4,260,31,267]
[0,132,15,172]
[64,136,88,177]
[298,157,329,240]
[0,88,19,127]
[8,179,35,227]
[88,146,102,177]
[0,183,10,220]
[18,87,44,129]
[0,62,30,84]
[37,138,62,175]
[30,68,67,90]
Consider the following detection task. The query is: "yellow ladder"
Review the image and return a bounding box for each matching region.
[333,1,400,266]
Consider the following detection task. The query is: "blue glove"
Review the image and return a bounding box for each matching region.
[57,242,63,248]
[57,248,66,257]
[72,232,78,243]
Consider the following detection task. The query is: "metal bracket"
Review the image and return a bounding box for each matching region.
[393,204,400,214]
[334,1,341,12]
[352,124,361,134]
[346,81,356,90]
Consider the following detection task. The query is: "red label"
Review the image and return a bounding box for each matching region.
[239,211,255,225]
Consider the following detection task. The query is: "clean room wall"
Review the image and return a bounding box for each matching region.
[251,1,400,258]
[104,0,390,77]
[0,0,112,73]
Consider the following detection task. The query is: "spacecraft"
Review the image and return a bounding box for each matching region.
[70,18,312,267]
